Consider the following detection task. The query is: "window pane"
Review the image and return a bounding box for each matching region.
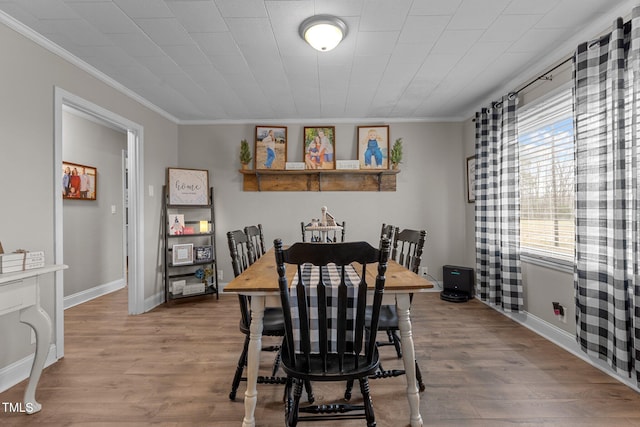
[519,88,574,261]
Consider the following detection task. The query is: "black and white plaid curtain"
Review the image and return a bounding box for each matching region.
[573,7,640,381]
[474,95,523,312]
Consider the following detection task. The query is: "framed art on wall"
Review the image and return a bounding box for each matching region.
[467,155,476,203]
[303,126,335,170]
[62,161,97,200]
[357,125,389,170]
[255,126,287,170]
[167,168,209,205]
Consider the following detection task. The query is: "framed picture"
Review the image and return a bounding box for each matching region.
[172,243,194,266]
[167,168,209,205]
[255,126,287,170]
[62,161,97,200]
[194,245,213,262]
[357,125,389,170]
[168,214,185,235]
[303,127,336,170]
[467,155,476,203]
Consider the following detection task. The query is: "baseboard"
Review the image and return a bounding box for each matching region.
[478,297,640,393]
[0,344,58,393]
[144,291,165,312]
[64,279,125,310]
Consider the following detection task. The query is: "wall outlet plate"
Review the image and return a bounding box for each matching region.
[217,269,223,281]
[420,266,428,277]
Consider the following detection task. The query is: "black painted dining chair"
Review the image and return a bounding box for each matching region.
[275,237,391,426]
[226,229,286,401]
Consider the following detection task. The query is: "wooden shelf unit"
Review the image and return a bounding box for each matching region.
[239,169,399,192]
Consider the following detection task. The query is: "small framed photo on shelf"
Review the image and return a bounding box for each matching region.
[167,168,209,205]
[303,126,335,170]
[357,125,389,170]
[172,243,194,266]
[255,126,287,170]
[194,245,213,262]
[168,214,185,235]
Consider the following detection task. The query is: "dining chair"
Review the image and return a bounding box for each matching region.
[300,220,346,242]
[375,227,427,391]
[275,237,391,427]
[244,224,266,259]
[226,230,287,401]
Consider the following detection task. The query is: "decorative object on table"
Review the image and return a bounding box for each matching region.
[303,126,335,170]
[255,126,287,170]
[467,155,476,203]
[0,250,45,273]
[390,137,403,169]
[167,167,209,205]
[357,125,389,170]
[321,205,337,226]
[168,214,185,235]
[239,139,252,170]
[194,245,213,262]
[62,161,97,200]
[171,243,194,266]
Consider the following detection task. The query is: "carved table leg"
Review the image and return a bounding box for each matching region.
[19,304,52,415]
[242,295,265,427]
[396,293,423,427]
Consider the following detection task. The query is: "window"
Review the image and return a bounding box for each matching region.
[518,87,574,263]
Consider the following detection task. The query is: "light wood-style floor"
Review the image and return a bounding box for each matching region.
[3,288,640,426]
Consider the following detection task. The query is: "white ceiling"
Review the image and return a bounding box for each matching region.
[0,0,633,123]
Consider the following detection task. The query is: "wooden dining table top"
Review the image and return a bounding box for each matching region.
[224,247,434,294]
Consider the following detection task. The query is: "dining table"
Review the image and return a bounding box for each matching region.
[223,246,434,427]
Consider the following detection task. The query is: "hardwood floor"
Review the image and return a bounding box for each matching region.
[3,288,640,426]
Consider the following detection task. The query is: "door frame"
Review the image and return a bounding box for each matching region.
[54,87,145,359]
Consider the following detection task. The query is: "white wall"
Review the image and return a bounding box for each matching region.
[0,22,177,372]
[177,122,469,284]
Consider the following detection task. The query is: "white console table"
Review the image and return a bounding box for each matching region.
[0,265,67,414]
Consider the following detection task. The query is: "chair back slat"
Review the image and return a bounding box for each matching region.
[275,239,391,375]
[244,224,266,259]
[392,228,426,274]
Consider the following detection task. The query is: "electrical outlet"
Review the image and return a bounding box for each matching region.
[217,269,223,281]
[420,266,428,277]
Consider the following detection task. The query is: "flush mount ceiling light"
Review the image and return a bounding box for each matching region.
[299,15,347,52]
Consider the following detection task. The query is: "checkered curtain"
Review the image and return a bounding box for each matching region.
[474,95,523,312]
[573,8,640,381]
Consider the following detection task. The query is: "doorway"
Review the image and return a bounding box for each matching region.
[54,87,145,359]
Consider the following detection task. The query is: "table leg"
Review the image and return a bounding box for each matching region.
[19,304,52,415]
[396,294,423,427]
[242,296,265,427]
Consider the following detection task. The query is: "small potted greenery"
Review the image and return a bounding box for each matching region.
[390,138,403,169]
[239,139,252,169]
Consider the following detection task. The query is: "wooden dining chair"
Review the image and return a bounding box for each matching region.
[374,227,427,391]
[275,237,391,427]
[244,224,266,259]
[226,230,287,401]
[300,220,346,242]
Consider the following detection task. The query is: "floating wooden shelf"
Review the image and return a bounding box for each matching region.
[239,169,399,192]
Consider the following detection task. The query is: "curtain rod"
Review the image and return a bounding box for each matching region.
[513,55,573,95]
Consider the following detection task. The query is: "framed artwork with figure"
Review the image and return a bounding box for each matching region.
[62,161,97,200]
[303,126,335,170]
[357,125,389,170]
[255,126,287,170]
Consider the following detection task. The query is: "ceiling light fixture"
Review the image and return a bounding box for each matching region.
[299,15,347,52]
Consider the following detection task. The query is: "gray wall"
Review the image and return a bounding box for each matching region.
[62,110,127,297]
[0,22,177,368]
[178,122,470,284]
